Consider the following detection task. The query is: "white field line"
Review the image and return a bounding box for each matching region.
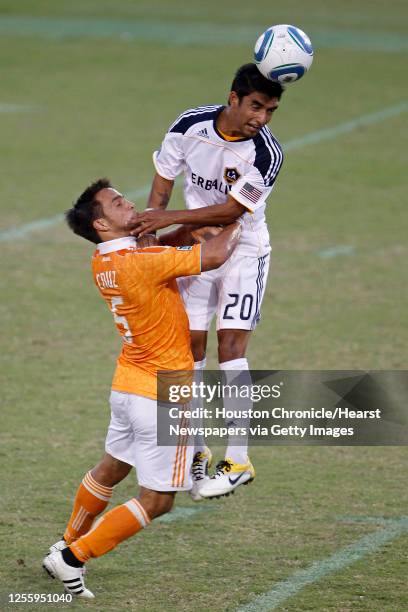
[155,504,212,523]
[1,17,407,52]
[317,245,356,259]
[237,516,408,611]
[0,185,151,243]
[0,103,40,113]
[283,101,407,151]
[0,101,406,244]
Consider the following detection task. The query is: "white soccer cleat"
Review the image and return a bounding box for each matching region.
[199,457,255,498]
[46,539,87,575]
[48,539,67,554]
[42,550,94,599]
[190,447,213,501]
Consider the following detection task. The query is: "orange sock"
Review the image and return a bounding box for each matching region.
[64,471,113,544]
[70,498,150,563]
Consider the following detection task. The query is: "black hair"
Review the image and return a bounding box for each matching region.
[230,63,284,102]
[65,178,112,244]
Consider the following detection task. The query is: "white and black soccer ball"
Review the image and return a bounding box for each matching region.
[254,24,313,84]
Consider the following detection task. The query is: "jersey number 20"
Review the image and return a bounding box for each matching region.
[223,293,254,321]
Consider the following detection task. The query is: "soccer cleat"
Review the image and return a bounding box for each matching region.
[48,539,67,554]
[189,447,213,501]
[42,550,94,599]
[199,457,255,498]
[46,539,87,575]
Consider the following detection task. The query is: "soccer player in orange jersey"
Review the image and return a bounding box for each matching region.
[43,178,242,599]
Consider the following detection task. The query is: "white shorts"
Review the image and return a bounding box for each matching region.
[178,251,270,331]
[105,391,193,492]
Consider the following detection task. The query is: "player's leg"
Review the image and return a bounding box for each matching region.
[137,487,175,518]
[44,394,194,598]
[61,454,132,546]
[200,253,270,498]
[178,273,218,498]
[190,330,210,457]
[91,452,133,486]
[218,253,270,466]
[218,330,252,463]
[47,390,135,555]
[44,486,169,600]
[62,487,173,566]
[189,346,213,501]
[199,347,255,498]
[190,329,208,363]
[43,391,137,596]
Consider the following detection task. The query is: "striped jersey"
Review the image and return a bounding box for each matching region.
[92,236,201,399]
[153,104,284,257]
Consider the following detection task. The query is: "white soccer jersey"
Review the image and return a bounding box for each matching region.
[153,104,284,256]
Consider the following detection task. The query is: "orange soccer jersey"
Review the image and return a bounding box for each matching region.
[92,237,201,399]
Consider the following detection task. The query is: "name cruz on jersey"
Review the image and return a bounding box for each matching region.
[153,105,284,257]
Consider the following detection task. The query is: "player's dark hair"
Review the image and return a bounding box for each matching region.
[230,63,284,102]
[65,178,112,244]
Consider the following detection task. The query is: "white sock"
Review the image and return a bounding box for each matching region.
[219,358,251,464]
[193,359,207,454]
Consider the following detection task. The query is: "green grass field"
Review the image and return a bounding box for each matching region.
[1,1,407,610]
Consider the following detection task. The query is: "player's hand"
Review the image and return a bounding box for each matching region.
[130,210,176,236]
[190,225,223,243]
[136,234,160,248]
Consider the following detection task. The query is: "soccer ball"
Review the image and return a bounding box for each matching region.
[254,24,313,84]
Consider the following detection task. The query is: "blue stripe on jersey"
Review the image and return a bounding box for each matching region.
[253,128,284,187]
[168,104,220,130]
[262,128,284,185]
[251,254,268,330]
[169,105,222,134]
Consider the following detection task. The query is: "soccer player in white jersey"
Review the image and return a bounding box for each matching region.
[133,64,284,499]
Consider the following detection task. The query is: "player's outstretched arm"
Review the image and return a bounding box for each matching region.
[133,195,246,237]
[200,221,242,272]
[158,225,222,247]
[146,173,174,210]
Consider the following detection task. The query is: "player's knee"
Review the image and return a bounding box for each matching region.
[151,496,174,519]
[91,454,132,487]
[138,490,175,520]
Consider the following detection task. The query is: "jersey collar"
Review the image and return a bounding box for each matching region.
[213,106,252,143]
[97,236,137,254]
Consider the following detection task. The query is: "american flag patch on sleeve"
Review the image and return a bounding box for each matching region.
[239,182,263,204]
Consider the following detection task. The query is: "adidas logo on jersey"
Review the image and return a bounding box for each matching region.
[197,128,209,139]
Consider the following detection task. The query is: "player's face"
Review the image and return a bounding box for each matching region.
[230,91,279,137]
[95,188,138,234]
